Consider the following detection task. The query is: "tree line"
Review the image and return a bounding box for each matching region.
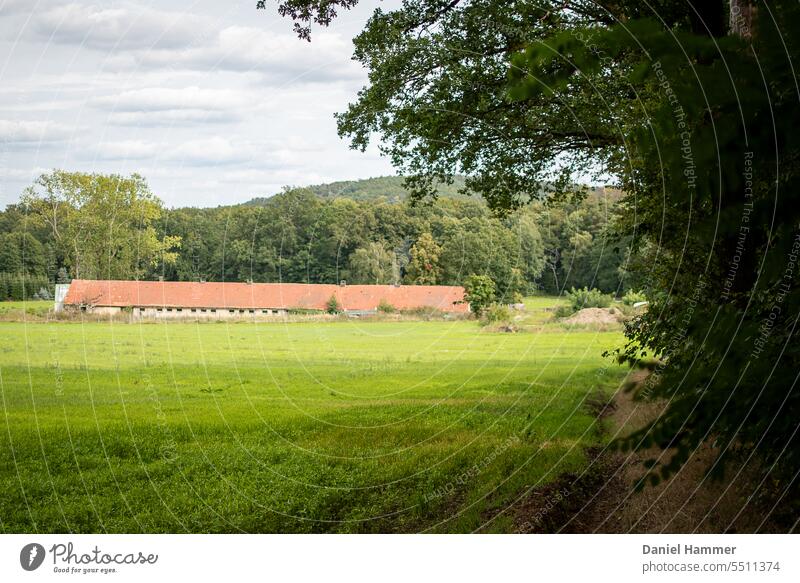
[0,171,637,301]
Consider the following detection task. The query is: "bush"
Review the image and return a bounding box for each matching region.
[557,287,613,317]
[287,308,322,315]
[463,274,496,317]
[400,306,445,319]
[621,289,647,306]
[325,295,342,314]
[554,304,574,318]
[483,303,512,324]
[377,299,396,313]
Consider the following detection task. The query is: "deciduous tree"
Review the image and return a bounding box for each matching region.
[405,232,441,284]
[22,171,180,280]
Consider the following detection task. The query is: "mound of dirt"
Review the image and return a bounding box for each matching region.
[562,307,622,325]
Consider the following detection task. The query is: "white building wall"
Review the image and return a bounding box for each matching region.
[70,306,290,320]
[130,307,289,320]
[53,283,70,312]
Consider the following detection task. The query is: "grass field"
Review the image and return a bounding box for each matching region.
[0,301,627,533]
[0,300,51,318]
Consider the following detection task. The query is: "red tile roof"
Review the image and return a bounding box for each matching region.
[63,279,469,313]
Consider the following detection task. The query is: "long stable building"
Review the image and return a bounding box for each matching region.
[56,279,469,319]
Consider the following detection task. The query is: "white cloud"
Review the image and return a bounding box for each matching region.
[93,136,248,166]
[31,3,361,83]
[0,166,48,180]
[0,119,72,144]
[91,86,245,112]
[95,139,158,160]
[123,26,363,82]
[33,2,211,51]
[170,137,244,166]
[0,0,396,207]
[106,110,238,125]
[91,86,246,125]
[0,0,30,15]
[222,168,274,183]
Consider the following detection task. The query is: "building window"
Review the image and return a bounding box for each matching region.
[176,308,182,312]
[210,309,216,313]
[262,310,268,314]
[167,308,172,312]
[191,308,197,313]
[157,308,163,312]
[138,307,145,312]
[201,309,207,313]
[229,309,235,313]
[239,309,245,313]
[249,309,255,313]
[272,310,279,314]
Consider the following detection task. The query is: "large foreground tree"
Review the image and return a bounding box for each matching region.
[266,0,800,505]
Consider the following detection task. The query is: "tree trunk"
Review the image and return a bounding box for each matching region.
[729,0,757,39]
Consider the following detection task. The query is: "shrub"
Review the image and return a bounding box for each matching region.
[557,287,613,317]
[463,274,496,317]
[621,289,647,306]
[483,303,512,324]
[325,295,342,314]
[554,304,574,318]
[287,308,322,315]
[377,298,396,313]
[567,286,612,308]
[400,306,445,320]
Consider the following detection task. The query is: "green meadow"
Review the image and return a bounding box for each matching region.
[0,302,627,533]
[0,300,51,317]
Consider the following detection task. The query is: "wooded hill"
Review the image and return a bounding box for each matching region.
[243,176,471,205]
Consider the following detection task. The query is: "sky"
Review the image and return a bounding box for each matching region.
[0,0,398,208]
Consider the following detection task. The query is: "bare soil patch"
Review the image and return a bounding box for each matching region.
[511,370,793,533]
[562,307,623,326]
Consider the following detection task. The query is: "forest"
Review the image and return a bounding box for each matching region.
[0,171,636,301]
